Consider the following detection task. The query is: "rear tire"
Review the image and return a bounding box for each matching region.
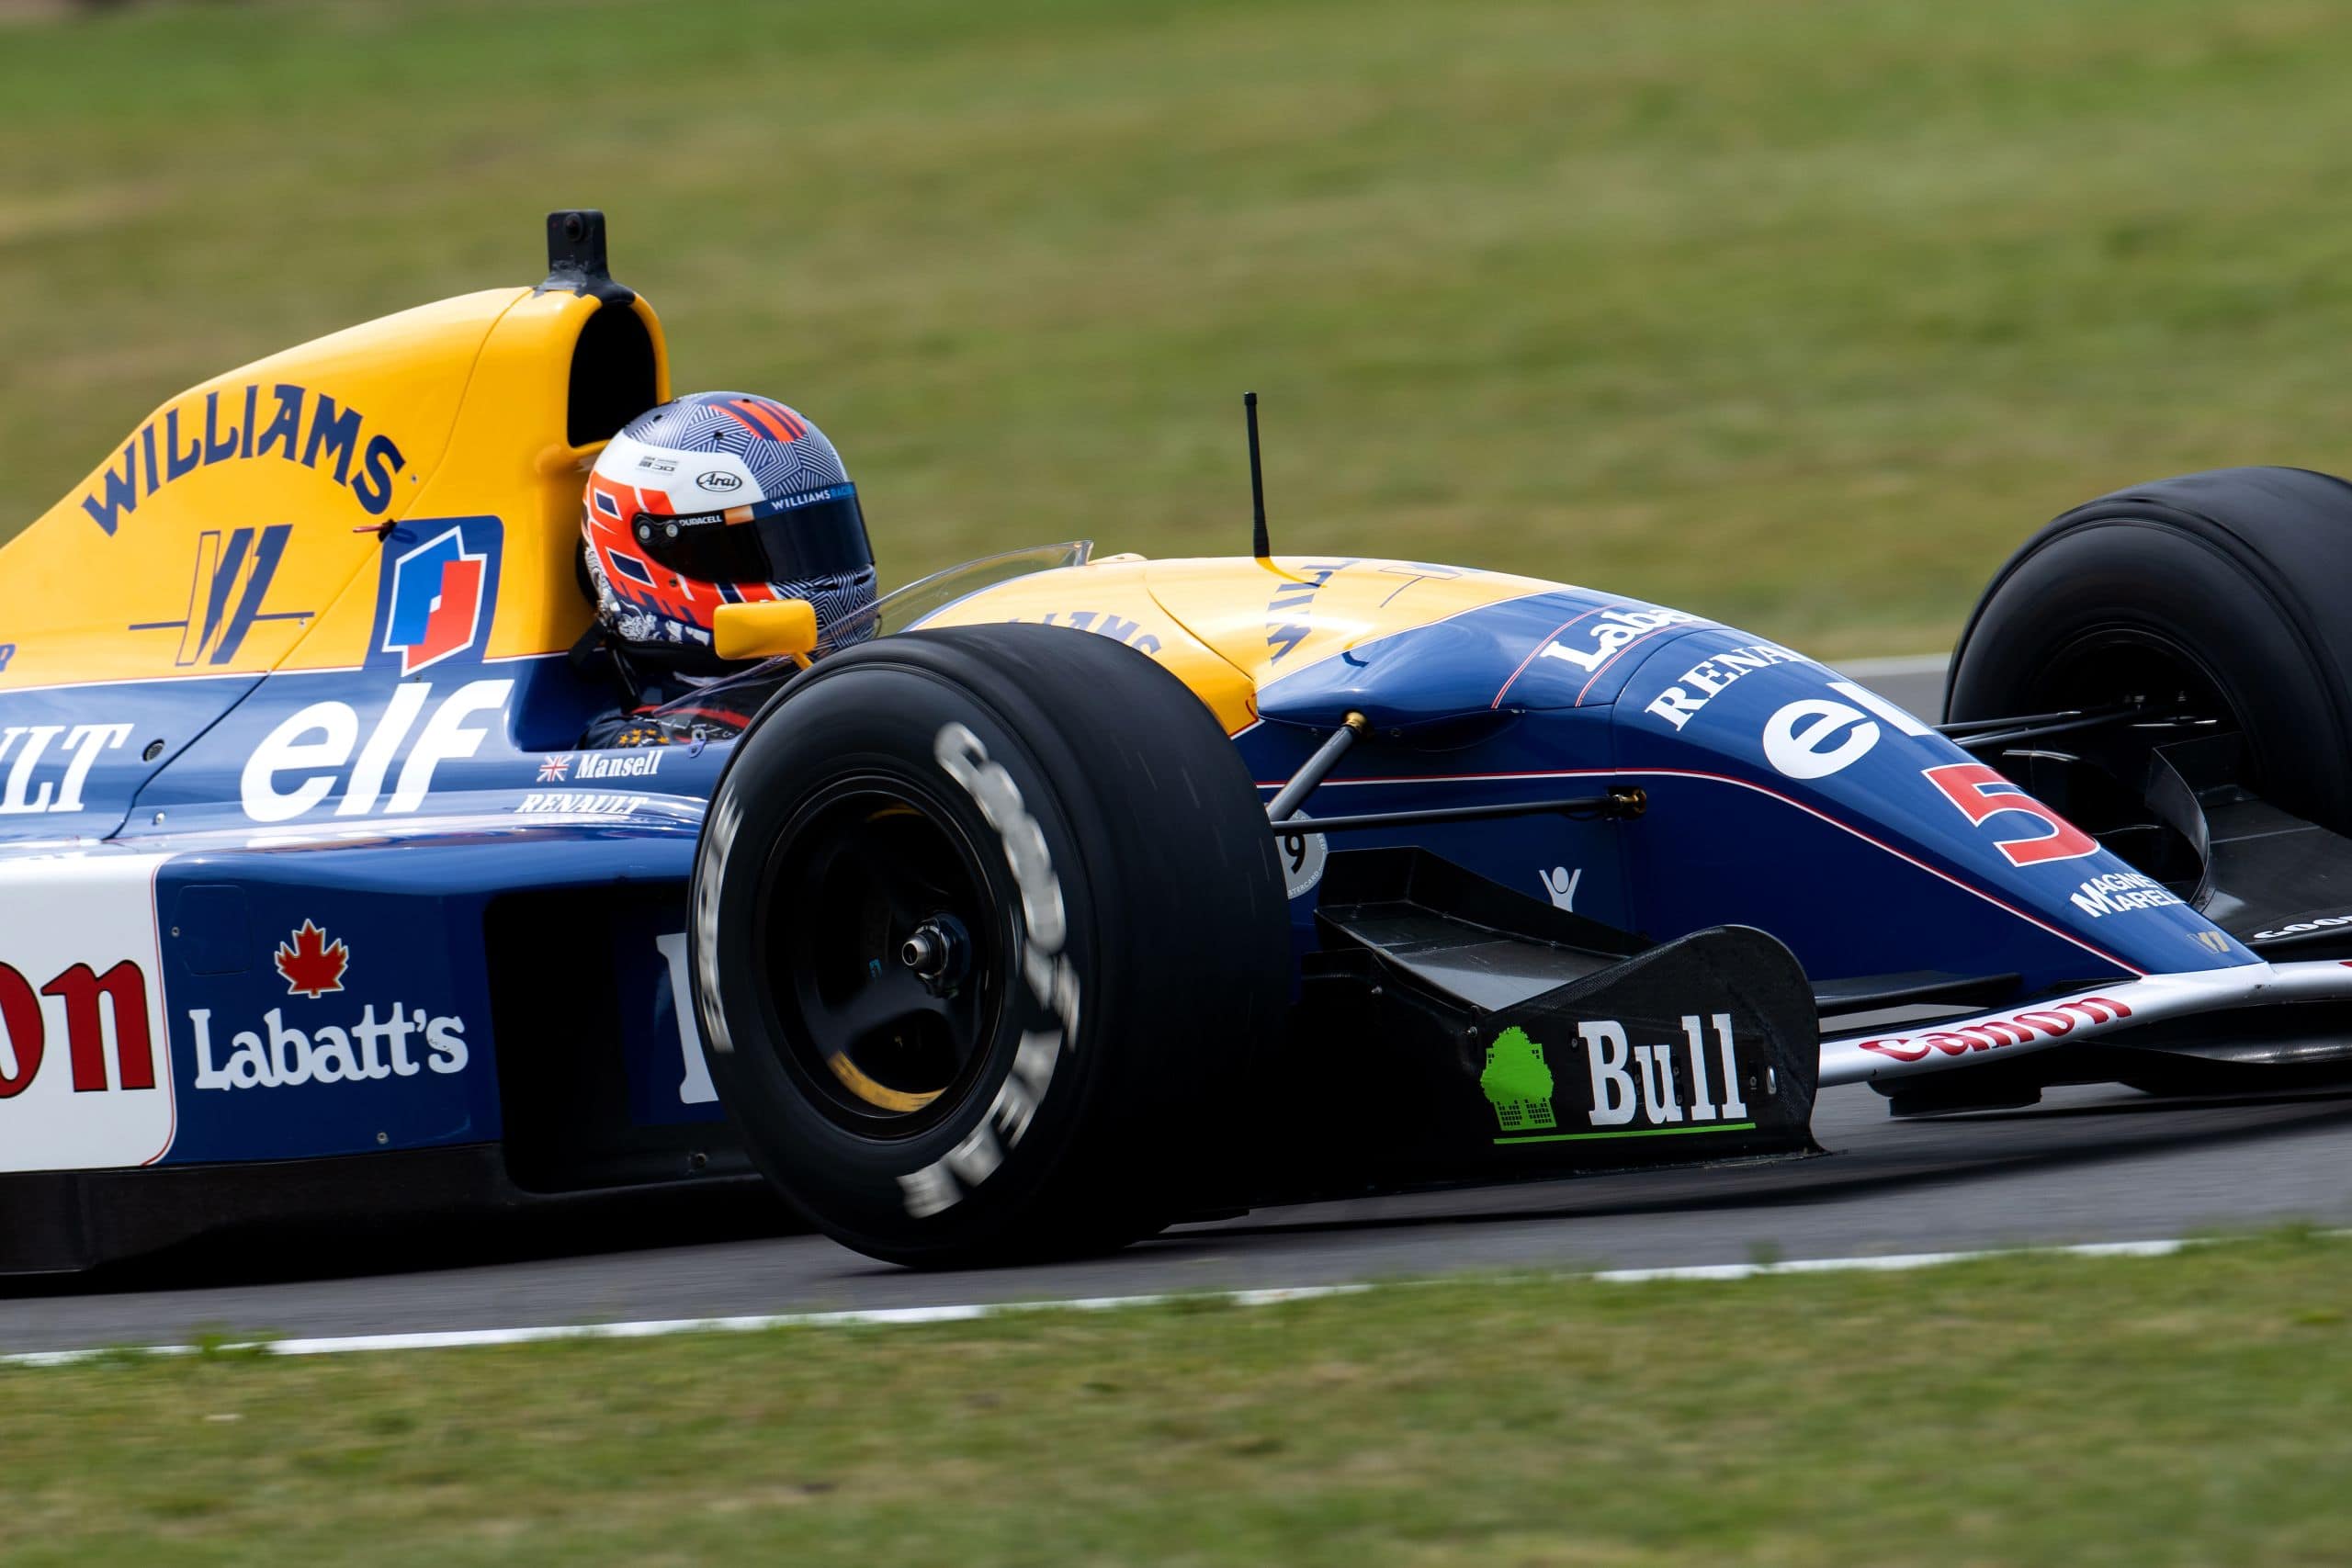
[688,623,1289,1268]
[1949,467,2352,835]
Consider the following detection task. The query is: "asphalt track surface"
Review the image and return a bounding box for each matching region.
[7,661,2352,1355]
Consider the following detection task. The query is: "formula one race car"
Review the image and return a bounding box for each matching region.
[9,212,2352,1271]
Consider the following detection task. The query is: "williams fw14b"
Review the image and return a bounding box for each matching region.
[8,213,2352,1269]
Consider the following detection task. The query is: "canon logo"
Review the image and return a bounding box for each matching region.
[1857,995,2132,1063]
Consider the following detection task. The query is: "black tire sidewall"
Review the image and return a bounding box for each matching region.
[1950,480,2352,830]
[695,662,1108,1253]
[688,626,1288,1265]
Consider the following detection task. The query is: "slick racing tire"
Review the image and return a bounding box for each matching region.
[1948,467,2352,836]
[687,623,1290,1268]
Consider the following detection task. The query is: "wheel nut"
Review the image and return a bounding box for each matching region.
[901,928,947,977]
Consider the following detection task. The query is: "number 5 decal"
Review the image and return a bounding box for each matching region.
[1922,761,2098,867]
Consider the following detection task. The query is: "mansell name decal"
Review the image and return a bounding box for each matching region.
[81,383,407,535]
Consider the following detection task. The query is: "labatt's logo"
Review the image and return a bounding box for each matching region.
[81,382,407,535]
[187,1005,469,1091]
[1538,606,1702,675]
[187,926,467,1091]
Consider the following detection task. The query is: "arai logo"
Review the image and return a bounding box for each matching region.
[695,470,742,494]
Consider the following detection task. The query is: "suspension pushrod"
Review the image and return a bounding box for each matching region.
[1953,709,2191,752]
[1265,713,1371,823]
[1271,790,1644,836]
[1937,700,2141,738]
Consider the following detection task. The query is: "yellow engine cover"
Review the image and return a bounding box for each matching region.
[0,286,668,692]
[912,554,1566,735]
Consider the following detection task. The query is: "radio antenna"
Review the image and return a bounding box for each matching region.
[1245,391,1271,559]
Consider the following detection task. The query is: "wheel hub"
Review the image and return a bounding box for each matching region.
[899,914,970,993]
[755,784,1002,1137]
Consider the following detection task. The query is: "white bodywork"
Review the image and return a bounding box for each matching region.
[1819,960,2352,1088]
[0,850,175,1171]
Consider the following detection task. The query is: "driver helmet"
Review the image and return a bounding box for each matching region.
[581,392,877,667]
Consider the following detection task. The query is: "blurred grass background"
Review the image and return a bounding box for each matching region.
[5,0,2352,655]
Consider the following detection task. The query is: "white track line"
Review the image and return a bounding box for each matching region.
[1587,1236,2187,1282]
[0,1286,1369,1368]
[0,1237,2222,1368]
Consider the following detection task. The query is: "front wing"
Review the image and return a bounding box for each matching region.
[1820,959,2352,1091]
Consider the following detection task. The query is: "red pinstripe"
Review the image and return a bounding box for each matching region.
[730,399,794,440]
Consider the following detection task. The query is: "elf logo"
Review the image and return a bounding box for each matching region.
[240,678,513,822]
[371,517,503,675]
[1764,681,1937,780]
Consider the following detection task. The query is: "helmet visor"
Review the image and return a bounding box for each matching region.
[631,484,873,587]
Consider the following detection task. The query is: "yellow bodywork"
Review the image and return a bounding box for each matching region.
[4,273,1557,730]
[0,286,668,692]
[712,599,820,663]
[916,554,1560,734]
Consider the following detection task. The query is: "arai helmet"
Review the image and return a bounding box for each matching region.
[582,392,877,665]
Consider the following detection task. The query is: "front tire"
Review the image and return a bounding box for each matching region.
[1948,467,2352,835]
[688,624,1289,1267]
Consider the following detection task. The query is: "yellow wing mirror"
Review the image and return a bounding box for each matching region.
[713,600,820,663]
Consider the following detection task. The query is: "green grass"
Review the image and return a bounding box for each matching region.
[8,0,2352,655]
[6,1234,2352,1564]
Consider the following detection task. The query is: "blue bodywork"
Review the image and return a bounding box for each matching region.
[0,560,2255,1181]
[1236,588,2252,992]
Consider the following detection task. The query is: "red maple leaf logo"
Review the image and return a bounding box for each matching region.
[275,920,349,999]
